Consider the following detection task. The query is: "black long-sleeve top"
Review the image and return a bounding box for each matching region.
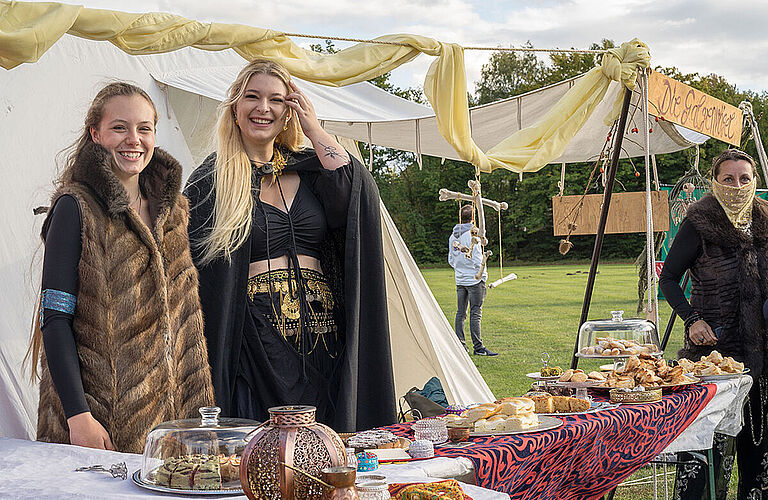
[658,218,702,322]
[40,195,89,419]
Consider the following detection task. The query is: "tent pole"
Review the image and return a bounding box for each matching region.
[571,87,634,369]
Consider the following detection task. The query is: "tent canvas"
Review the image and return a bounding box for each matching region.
[157,62,708,168]
[0,35,494,440]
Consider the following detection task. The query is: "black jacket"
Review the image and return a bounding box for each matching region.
[679,194,768,377]
[184,148,396,431]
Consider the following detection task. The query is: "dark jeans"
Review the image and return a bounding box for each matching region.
[455,281,486,351]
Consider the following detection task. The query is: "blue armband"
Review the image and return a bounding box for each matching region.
[40,289,77,328]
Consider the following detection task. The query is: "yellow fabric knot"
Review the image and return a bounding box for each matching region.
[601,38,651,90]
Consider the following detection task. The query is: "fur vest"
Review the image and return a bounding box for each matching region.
[680,194,768,377]
[37,143,214,453]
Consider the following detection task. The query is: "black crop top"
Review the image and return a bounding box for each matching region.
[251,177,326,261]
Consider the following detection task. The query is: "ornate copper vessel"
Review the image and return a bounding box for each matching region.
[321,466,359,500]
[240,405,346,499]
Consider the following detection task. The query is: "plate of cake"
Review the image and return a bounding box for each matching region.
[525,392,618,415]
[444,397,563,436]
[132,454,243,495]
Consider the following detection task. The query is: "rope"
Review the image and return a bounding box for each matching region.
[279,32,605,54]
[740,101,768,185]
[498,209,503,279]
[641,70,659,328]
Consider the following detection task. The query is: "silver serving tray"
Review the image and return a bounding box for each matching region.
[696,368,750,382]
[132,470,244,496]
[576,351,664,359]
[525,372,561,382]
[469,415,563,436]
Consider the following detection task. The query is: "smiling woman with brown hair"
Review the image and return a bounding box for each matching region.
[185,60,396,431]
[28,82,214,453]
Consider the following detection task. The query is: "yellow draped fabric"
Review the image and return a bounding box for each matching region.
[0,1,650,174]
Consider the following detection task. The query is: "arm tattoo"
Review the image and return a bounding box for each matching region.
[319,142,349,162]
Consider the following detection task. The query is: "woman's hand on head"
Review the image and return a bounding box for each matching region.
[68,412,114,450]
[688,320,718,346]
[285,81,323,138]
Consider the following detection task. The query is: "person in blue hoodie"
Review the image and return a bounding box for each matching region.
[448,205,498,356]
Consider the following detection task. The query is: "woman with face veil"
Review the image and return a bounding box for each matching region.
[660,149,768,498]
[185,60,396,431]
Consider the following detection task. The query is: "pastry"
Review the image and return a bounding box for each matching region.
[218,455,241,483]
[568,398,591,412]
[588,371,605,381]
[541,365,563,377]
[498,397,535,416]
[551,396,591,413]
[570,372,589,383]
[525,392,554,413]
[504,413,539,431]
[444,414,469,428]
[461,403,500,423]
[476,415,507,432]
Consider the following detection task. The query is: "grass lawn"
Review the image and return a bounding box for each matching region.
[421,263,738,499]
[422,263,684,397]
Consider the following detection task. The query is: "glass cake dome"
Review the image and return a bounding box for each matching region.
[577,310,661,359]
[138,407,260,492]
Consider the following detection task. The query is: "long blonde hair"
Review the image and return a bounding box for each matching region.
[195,60,304,265]
[25,82,158,380]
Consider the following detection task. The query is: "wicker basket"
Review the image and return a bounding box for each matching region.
[609,388,662,404]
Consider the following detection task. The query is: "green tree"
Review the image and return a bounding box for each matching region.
[474,42,546,104]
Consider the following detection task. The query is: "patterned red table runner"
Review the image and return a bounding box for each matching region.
[385,384,717,499]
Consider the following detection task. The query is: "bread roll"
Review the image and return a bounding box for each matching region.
[499,397,535,415]
[504,413,539,432]
[568,398,591,412]
[526,392,554,413]
[461,403,500,423]
[571,372,589,383]
[552,396,572,413]
[588,371,605,381]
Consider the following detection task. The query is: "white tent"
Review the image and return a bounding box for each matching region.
[0,35,493,440]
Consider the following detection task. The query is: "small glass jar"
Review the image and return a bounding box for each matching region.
[345,447,358,469]
[411,417,448,444]
[356,479,391,500]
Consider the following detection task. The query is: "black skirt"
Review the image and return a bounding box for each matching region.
[233,268,343,425]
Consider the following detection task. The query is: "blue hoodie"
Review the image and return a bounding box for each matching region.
[448,223,487,285]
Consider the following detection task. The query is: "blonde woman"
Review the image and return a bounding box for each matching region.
[29,82,214,453]
[185,60,395,431]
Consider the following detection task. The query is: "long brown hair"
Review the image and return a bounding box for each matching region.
[25,82,158,380]
[193,59,304,265]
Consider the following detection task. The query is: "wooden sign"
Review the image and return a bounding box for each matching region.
[648,70,742,146]
[552,191,669,236]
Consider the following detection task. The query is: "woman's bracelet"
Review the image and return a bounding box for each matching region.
[683,311,703,334]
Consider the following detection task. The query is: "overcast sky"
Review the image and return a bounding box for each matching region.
[47,0,768,94]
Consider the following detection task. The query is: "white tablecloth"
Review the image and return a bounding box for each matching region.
[663,376,753,453]
[0,438,507,499]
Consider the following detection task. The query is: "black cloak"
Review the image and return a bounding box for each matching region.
[184,148,396,432]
